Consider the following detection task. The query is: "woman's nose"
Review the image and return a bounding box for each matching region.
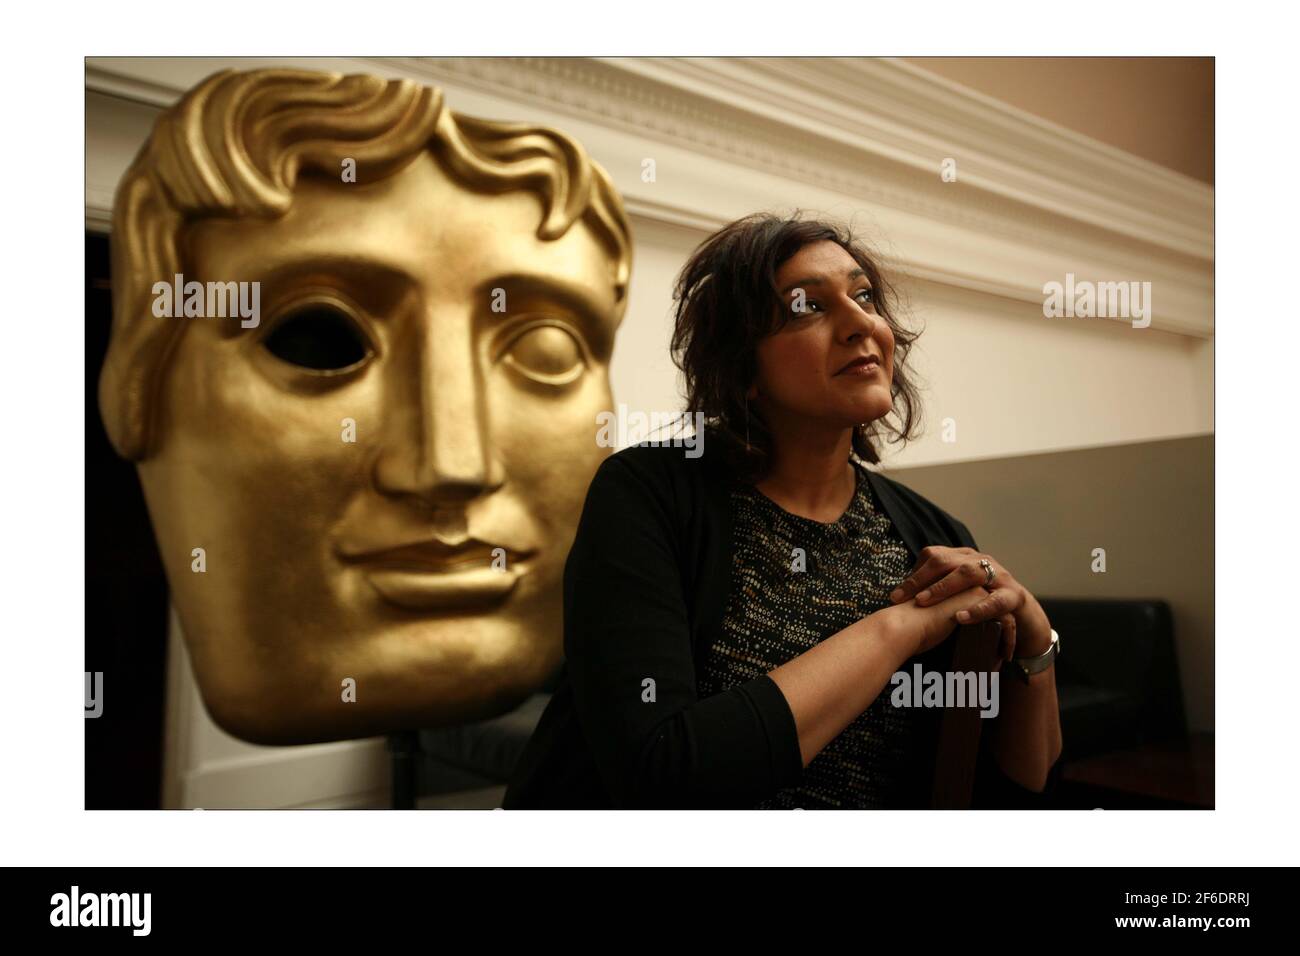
[840,299,878,341]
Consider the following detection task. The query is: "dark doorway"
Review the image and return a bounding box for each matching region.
[86,230,171,809]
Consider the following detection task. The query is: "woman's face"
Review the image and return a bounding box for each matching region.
[749,240,895,434]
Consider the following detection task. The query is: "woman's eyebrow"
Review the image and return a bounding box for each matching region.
[780,267,868,296]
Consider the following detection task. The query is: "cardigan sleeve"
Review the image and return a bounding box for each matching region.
[562,453,805,808]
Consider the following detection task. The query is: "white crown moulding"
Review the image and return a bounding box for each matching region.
[85,56,1213,338]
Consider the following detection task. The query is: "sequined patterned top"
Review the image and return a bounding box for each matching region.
[697,459,924,809]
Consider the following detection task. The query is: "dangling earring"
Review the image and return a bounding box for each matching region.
[745,397,751,450]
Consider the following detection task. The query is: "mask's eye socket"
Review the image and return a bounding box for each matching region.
[263,304,372,372]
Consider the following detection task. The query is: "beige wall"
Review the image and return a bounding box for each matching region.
[905,57,1214,184]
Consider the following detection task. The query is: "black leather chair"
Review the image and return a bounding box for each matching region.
[1038,597,1188,759]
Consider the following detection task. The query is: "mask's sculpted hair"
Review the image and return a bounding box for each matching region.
[102,68,632,460]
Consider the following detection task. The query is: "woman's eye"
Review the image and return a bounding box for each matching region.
[790,290,873,315]
[501,323,586,385]
[263,305,372,371]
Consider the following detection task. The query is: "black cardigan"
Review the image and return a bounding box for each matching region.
[503,432,1062,809]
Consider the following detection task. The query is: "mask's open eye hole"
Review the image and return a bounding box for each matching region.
[263,305,371,371]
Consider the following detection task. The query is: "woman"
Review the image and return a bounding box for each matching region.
[504,213,1063,809]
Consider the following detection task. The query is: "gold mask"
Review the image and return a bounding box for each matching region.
[99,69,632,744]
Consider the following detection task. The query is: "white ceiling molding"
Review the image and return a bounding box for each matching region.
[86,56,1213,337]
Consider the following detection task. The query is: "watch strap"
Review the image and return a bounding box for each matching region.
[1004,628,1059,684]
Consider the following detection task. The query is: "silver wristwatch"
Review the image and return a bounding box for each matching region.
[1004,628,1059,684]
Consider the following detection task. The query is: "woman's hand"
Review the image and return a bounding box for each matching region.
[869,585,991,660]
[887,546,1053,663]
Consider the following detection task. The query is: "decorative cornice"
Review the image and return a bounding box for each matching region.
[85,56,1213,336]
[629,58,1210,256]
[375,56,1210,251]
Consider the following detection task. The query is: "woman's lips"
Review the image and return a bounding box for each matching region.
[835,358,881,376]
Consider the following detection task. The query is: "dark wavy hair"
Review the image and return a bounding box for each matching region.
[669,211,924,482]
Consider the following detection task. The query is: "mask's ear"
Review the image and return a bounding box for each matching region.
[99,170,185,463]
